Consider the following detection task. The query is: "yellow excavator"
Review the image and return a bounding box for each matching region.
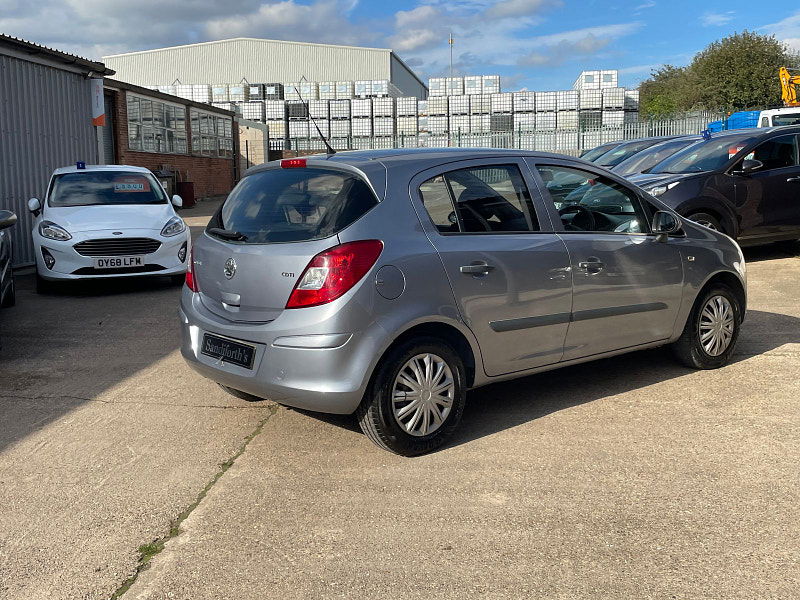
[779,66,800,107]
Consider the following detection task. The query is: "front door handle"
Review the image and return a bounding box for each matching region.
[787,176,800,183]
[577,259,604,274]
[460,261,494,275]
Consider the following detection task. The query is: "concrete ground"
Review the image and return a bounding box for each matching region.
[0,201,798,599]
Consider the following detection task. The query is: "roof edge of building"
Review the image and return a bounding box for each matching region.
[0,33,114,75]
[103,37,393,59]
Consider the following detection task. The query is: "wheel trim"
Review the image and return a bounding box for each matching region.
[392,353,454,437]
[691,217,718,231]
[699,295,735,356]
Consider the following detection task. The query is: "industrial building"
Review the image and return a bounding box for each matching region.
[0,34,114,267]
[102,38,428,99]
[0,34,240,267]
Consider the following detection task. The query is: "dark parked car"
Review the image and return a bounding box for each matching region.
[631,126,800,245]
[592,136,680,167]
[579,141,622,162]
[0,210,16,308]
[613,136,702,177]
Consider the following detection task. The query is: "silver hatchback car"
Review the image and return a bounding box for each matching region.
[180,149,746,455]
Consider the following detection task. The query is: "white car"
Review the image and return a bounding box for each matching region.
[757,107,800,127]
[28,164,190,292]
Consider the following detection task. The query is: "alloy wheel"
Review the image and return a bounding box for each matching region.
[699,295,735,356]
[391,353,454,437]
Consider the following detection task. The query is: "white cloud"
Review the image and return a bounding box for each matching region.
[762,11,800,52]
[484,0,562,20]
[701,11,735,27]
[635,1,656,9]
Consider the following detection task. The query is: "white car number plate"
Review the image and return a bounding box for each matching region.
[93,256,144,269]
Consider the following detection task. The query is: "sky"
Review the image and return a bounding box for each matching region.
[1,0,799,91]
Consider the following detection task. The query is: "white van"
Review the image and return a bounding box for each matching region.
[757,107,800,127]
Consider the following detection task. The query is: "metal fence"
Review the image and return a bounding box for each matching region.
[273,112,725,157]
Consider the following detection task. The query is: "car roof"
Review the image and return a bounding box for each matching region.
[253,147,582,172]
[52,164,154,176]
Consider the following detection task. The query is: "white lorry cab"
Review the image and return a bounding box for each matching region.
[757,107,800,127]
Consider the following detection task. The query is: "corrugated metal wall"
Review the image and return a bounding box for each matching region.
[0,53,98,266]
[103,39,426,98]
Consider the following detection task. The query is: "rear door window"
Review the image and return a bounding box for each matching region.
[210,168,378,243]
[741,134,799,170]
[419,164,539,233]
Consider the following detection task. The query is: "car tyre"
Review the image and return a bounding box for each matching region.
[217,383,265,402]
[357,337,466,456]
[686,212,724,234]
[1,272,15,308]
[671,284,742,369]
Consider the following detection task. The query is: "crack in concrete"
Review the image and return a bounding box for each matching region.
[107,406,277,599]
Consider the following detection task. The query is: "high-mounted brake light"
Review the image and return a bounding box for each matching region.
[281,158,307,169]
[185,246,199,292]
[286,240,383,309]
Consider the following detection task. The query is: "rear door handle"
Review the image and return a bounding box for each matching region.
[578,259,604,273]
[787,176,800,183]
[460,261,494,275]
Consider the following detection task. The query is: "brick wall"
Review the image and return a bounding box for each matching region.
[109,88,237,200]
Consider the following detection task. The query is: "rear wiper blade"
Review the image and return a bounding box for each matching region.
[208,227,248,241]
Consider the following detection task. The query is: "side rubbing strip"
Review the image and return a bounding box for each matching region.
[570,302,668,322]
[489,313,571,332]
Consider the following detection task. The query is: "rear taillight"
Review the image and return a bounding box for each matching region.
[185,246,199,292]
[286,240,383,309]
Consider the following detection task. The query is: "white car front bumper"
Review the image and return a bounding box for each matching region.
[34,228,190,280]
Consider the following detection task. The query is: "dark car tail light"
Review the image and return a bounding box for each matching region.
[185,246,199,292]
[286,240,383,309]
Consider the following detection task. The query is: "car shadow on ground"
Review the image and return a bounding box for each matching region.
[741,240,800,263]
[294,308,800,451]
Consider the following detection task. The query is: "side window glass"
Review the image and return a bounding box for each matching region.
[419,175,458,233]
[742,135,798,170]
[444,165,538,233]
[536,165,646,234]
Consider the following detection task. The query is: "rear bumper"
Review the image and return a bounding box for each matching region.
[179,291,374,414]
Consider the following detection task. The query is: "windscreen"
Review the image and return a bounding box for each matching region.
[49,171,167,207]
[210,167,379,243]
[614,138,697,175]
[772,113,800,126]
[595,140,660,166]
[581,143,619,162]
[649,133,758,174]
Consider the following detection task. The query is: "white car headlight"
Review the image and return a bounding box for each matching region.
[646,181,680,197]
[39,221,72,241]
[161,216,186,237]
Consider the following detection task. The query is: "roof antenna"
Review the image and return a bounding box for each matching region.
[294,75,336,155]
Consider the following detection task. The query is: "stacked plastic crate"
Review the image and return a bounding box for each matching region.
[512,92,535,132]
[264,100,287,144]
[309,100,330,140]
[318,82,336,100]
[448,94,470,135]
[351,98,372,138]
[241,101,265,122]
[469,94,490,133]
[372,97,395,138]
[534,91,557,130]
[490,92,513,133]
[396,97,419,136]
[601,87,625,127]
[336,81,354,99]
[329,99,351,140]
[287,100,309,140]
[428,96,448,134]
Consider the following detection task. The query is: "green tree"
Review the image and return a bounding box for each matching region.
[640,31,797,116]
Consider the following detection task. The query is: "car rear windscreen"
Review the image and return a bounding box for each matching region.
[49,172,167,207]
[210,167,379,243]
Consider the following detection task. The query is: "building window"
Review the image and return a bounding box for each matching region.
[127,93,188,154]
[190,108,233,158]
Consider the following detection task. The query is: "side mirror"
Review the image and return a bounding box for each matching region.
[28,197,41,215]
[0,210,17,230]
[652,210,680,242]
[171,194,183,208]
[732,159,763,176]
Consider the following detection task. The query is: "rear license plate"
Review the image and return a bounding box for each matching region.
[93,256,143,269]
[201,334,256,369]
